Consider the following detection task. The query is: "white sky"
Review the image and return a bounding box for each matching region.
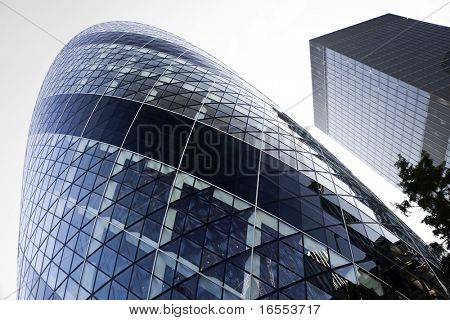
[0,0,448,299]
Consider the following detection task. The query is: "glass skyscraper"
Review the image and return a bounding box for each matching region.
[19,22,447,300]
[310,14,450,184]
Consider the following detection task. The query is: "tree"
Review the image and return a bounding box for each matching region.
[395,151,450,291]
[395,151,450,248]
[429,241,450,290]
[347,282,402,300]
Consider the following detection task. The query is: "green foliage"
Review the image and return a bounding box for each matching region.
[429,241,450,289]
[429,241,447,258]
[395,151,450,249]
[441,255,450,290]
[347,283,402,300]
[395,151,450,294]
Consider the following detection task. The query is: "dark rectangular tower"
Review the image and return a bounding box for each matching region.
[310,14,450,184]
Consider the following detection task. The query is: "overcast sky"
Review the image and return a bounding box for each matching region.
[0,0,448,299]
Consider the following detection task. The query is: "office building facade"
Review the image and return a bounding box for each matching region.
[18,22,447,300]
[310,14,450,184]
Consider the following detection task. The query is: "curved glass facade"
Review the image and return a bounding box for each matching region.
[18,22,447,300]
